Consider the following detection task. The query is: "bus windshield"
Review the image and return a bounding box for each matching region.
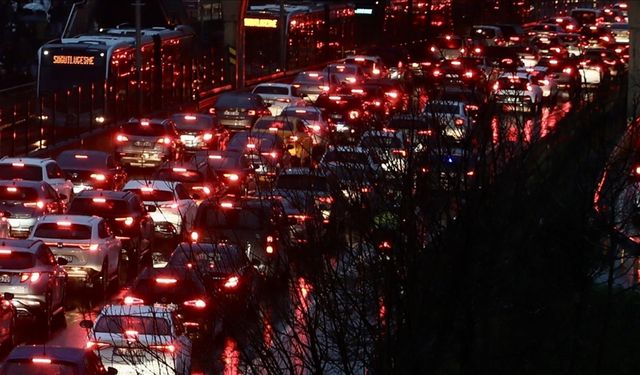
[38,48,106,94]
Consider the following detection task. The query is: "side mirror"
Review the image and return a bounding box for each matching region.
[145,205,157,213]
[3,292,13,301]
[79,319,93,329]
[58,193,67,201]
[107,368,118,375]
[57,257,68,266]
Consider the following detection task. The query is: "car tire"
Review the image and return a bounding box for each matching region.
[38,298,52,341]
[115,254,126,289]
[95,258,109,298]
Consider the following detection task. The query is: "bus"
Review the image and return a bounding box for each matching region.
[36,25,195,125]
[244,2,356,79]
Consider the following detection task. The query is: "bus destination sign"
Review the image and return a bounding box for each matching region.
[53,55,96,65]
[244,18,277,28]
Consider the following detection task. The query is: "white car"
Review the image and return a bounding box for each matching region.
[0,157,74,204]
[323,63,366,85]
[608,22,628,43]
[122,180,197,241]
[492,72,543,112]
[342,54,386,78]
[280,106,329,146]
[83,304,192,375]
[521,66,559,101]
[423,100,475,141]
[29,215,122,292]
[252,83,306,116]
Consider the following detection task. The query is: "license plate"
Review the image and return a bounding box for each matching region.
[59,255,74,263]
[134,141,152,147]
[0,275,10,283]
[114,347,145,357]
[225,110,239,116]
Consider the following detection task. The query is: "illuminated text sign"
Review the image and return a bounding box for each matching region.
[244,18,277,28]
[52,55,95,65]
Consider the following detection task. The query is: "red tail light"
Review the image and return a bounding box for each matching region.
[20,272,40,283]
[392,149,407,157]
[223,173,239,181]
[190,231,199,242]
[266,245,274,254]
[157,137,172,145]
[183,299,207,308]
[24,201,45,209]
[224,276,239,289]
[432,69,441,77]
[116,134,128,142]
[86,340,111,349]
[155,277,178,285]
[247,110,257,116]
[115,217,134,226]
[150,344,176,353]
[378,241,392,250]
[317,196,333,204]
[124,296,144,305]
[203,133,213,141]
[454,118,465,127]
[385,91,398,99]
[90,173,106,181]
[209,108,216,114]
[349,110,360,119]
[32,358,52,364]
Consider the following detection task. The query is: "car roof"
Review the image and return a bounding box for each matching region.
[0,238,42,252]
[0,180,49,189]
[0,157,52,166]
[36,215,101,226]
[6,345,88,363]
[98,304,173,317]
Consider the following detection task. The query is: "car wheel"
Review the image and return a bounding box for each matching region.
[38,299,52,341]
[115,254,126,289]
[95,258,109,298]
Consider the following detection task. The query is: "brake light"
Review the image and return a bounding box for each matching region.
[474,47,482,54]
[6,187,16,192]
[115,217,134,226]
[116,134,128,142]
[268,127,279,132]
[208,108,216,114]
[466,170,475,176]
[140,120,150,126]
[220,202,234,208]
[345,76,356,83]
[311,124,321,133]
[157,137,171,145]
[190,231,199,242]
[124,296,144,305]
[372,68,381,75]
[24,201,45,209]
[74,154,88,159]
[89,244,99,252]
[379,241,392,250]
[246,143,256,149]
[0,250,11,255]
[464,70,474,78]
[150,344,176,353]
[289,135,299,142]
[539,79,549,86]
[320,85,330,91]
[276,98,291,103]
[184,115,197,120]
[32,358,52,364]
[492,82,499,91]
[465,104,479,111]
[156,277,178,285]
[183,299,207,308]
[247,110,257,116]
[563,67,572,74]
[351,88,364,94]
[86,340,111,349]
[432,69,441,77]
[20,272,40,283]
[451,60,461,66]
[224,276,239,289]
[90,174,106,181]
[392,149,407,157]
[329,96,341,101]
[209,154,223,159]
[385,91,398,99]
[56,221,71,227]
[289,214,309,221]
[141,187,154,192]
[11,163,24,167]
[549,59,558,65]
[92,197,106,203]
[317,196,333,204]
[526,83,533,91]
[454,118,465,127]
[349,110,360,119]
[266,245,274,254]
[203,133,213,141]
[223,173,239,181]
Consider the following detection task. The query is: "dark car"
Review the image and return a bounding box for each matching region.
[56,150,127,193]
[292,70,339,103]
[114,118,182,168]
[170,113,230,151]
[192,150,256,196]
[153,159,224,201]
[208,92,271,131]
[1,345,115,375]
[66,190,155,275]
[0,180,65,238]
[191,196,290,278]
[126,265,215,334]
[314,92,369,141]
[226,131,290,180]
[362,78,408,114]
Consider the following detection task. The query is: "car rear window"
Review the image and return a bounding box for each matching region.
[1,361,76,375]
[57,152,106,169]
[0,165,42,181]
[67,198,133,217]
[33,223,92,240]
[360,136,403,149]
[497,77,528,90]
[281,109,320,122]
[94,315,171,335]
[0,186,39,201]
[156,168,204,183]
[121,123,168,137]
[171,115,215,131]
[200,206,267,230]
[323,150,368,165]
[253,119,294,132]
[294,72,326,84]
[169,245,245,273]
[253,86,290,95]
[276,175,328,191]
[125,189,174,202]
[215,94,256,107]
[0,252,35,270]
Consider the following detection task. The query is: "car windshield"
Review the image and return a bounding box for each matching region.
[0,186,39,202]
[0,252,35,270]
[276,175,328,191]
[0,165,42,181]
[199,206,268,230]
[254,86,290,95]
[1,362,77,375]
[360,136,403,149]
[57,152,106,169]
[155,168,204,183]
[67,198,133,217]
[126,189,174,202]
[94,315,171,335]
[171,115,215,131]
[33,223,92,240]
[281,109,320,122]
[169,244,245,273]
[425,103,461,114]
[121,123,168,137]
[323,150,368,164]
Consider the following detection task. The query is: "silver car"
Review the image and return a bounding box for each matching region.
[114,118,182,168]
[0,239,67,337]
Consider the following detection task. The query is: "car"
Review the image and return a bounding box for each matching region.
[323,63,366,85]
[208,91,271,131]
[578,25,615,48]
[66,190,155,275]
[314,92,370,141]
[535,56,581,94]
[191,196,290,278]
[114,118,183,168]
[124,265,215,334]
[169,113,229,151]
[154,159,223,202]
[56,150,127,193]
[541,16,580,33]
[2,345,116,375]
[291,70,339,103]
[280,106,330,148]
[343,84,388,120]
[29,215,123,294]
[0,180,66,238]
[82,304,192,375]
[251,116,314,166]
[531,35,569,59]
[577,51,607,86]
[418,145,480,192]
[342,55,386,78]
[192,150,257,196]
[570,8,604,27]
[581,47,625,78]
[607,22,629,43]
[557,32,583,57]
[491,72,543,112]
[361,78,408,114]
[524,23,564,39]
[358,130,408,173]
[0,239,67,338]
[429,34,467,60]
[122,180,198,245]
[470,25,505,46]
[423,100,476,141]
[252,83,306,116]
[226,131,290,180]
[494,24,526,46]
[430,58,487,91]
[0,157,73,204]
[522,66,559,102]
